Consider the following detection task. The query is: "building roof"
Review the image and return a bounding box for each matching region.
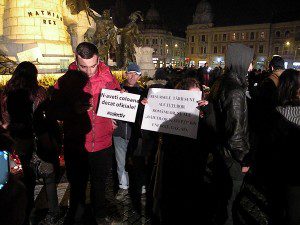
[143,4,164,29]
[145,4,160,22]
[193,0,213,24]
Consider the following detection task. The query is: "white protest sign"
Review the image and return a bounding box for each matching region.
[141,88,202,139]
[97,89,140,122]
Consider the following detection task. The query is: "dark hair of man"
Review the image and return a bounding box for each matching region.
[4,61,39,97]
[76,42,99,59]
[269,56,285,71]
[175,78,201,90]
[278,69,300,106]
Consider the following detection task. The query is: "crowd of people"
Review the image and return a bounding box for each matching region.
[0,42,299,225]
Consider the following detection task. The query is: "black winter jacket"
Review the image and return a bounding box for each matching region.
[255,106,300,186]
[209,72,250,166]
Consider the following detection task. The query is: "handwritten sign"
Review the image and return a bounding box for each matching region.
[141,88,202,139]
[97,89,140,122]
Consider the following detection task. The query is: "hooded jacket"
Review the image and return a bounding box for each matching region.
[209,43,253,166]
[54,61,120,153]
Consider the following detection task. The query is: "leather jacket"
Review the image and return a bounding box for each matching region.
[209,72,250,166]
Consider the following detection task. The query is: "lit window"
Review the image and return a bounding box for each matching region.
[232,33,236,40]
[260,32,265,39]
[241,32,245,40]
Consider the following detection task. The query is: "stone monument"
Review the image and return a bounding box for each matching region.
[0,0,94,73]
[134,45,155,77]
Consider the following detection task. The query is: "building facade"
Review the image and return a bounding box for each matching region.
[141,4,186,68]
[186,0,300,69]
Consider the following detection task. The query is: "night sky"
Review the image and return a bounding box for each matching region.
[90,0,300,37]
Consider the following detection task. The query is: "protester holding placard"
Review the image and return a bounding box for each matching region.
[113,63,144,201]
[125,79,168,219]
[150,78,215,224]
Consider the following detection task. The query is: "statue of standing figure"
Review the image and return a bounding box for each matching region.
[82,8,143,68]
[118,11,143,67]
[85,9,118,63]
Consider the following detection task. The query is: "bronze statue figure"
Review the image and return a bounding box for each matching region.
[86,9,118,63]
[118,11,144,67]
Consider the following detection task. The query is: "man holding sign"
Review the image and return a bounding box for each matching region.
[111,63,144,201]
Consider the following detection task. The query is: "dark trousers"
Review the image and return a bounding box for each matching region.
[19,154,36,225]
[65,153,89,223]
[44,171,60,216]
[127,156,147,213]
[214,156,244,225]
[14,138,36,225]
[285,185,300,225]
[88,147,113,219]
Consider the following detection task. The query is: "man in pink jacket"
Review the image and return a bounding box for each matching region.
[53,42,120,224]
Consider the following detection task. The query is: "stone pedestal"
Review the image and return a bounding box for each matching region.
[0,0,93,73]
[134,46,155,77]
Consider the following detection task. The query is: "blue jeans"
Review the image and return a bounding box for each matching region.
[113,136,129,189]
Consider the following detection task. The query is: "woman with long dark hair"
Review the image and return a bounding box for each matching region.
[1,62,60,225]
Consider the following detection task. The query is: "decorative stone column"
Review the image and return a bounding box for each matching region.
[134,46,156,77]
[0,0,5,37]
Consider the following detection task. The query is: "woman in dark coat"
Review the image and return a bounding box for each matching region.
[255,69,300,225]
[155,78,214,224]
[0,62,60,225]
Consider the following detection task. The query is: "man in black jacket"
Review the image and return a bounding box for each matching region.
[113,63,144,201]
[209,43,253,225]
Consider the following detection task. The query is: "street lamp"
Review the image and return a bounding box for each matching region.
[285,41,291,47]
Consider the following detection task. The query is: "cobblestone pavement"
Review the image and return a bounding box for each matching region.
[33,171,151,225]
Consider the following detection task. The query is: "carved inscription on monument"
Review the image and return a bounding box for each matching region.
[27,10,63,25]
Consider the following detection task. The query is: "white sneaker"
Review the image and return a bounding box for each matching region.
[142,185,146,194]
